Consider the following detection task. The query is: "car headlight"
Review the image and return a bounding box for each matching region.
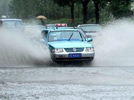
[53,48,64,53]
[85,47,94,52]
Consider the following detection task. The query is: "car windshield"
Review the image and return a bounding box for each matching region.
[49,31,85,42]
[80,25,101,32]
[57,27,74,29]
[2,20,22,28]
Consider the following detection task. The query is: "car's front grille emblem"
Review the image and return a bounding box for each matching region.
[65,48,84,52]
[73,48,77,52]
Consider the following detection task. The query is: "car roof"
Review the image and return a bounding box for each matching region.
[78,24,100,27]
[0,19,22,21]
[55,27,74,29]
[50,29,79,32]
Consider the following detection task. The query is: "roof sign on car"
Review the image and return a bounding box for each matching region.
[56,23,67,27]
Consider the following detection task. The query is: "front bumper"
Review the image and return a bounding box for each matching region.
[51,52,95,61]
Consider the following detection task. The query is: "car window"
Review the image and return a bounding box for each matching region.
[80,25,101,32]
[3,20,23,28]
[3,21,16,27]
[49,31,85,42]
[15,21,23,28]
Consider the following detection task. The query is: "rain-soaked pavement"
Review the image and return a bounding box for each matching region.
[1,65,134,100]
[1,20,134,100]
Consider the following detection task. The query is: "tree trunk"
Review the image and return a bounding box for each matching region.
[77,4,80,18]
[81,0,91,24]
[94,2,100,24]
[83,3,88,24]
[71,2,74,23]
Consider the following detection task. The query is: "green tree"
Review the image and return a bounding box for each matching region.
[0,0,11,17]
[92,0,107,24]
[108,0,133,18]
[53,0,76,23]
[10,0,37,18]
[79,0,91,24]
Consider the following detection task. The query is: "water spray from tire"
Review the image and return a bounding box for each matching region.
[92,19,134,66]
[0,27,51,67]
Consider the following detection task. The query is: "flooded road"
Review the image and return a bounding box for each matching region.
[1,20,134,100]
[1,66,134,100]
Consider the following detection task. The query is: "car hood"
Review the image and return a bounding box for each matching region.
[48,41,93,48]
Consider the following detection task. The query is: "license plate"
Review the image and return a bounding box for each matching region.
[69,54,81,58]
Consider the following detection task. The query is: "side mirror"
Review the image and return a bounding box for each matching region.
[87,38,93,42]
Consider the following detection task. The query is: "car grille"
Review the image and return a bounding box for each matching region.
[64,48,84,52]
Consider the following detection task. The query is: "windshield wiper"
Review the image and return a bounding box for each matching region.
[68,33,74,41]
[79,33,83,41]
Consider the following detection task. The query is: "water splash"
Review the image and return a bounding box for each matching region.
[1,20,134,67]
[92,19,134,66]
[0,27,51,66]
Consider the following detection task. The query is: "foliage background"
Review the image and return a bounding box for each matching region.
[0,0,133,26]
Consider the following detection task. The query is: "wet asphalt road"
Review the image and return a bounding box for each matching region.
[1,23,134,100]
[1,65,134,100]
